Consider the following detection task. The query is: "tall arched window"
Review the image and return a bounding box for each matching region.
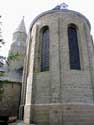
[68,24,81,70]
[40,26,49,72]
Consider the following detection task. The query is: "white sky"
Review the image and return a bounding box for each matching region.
[0,0,94,57]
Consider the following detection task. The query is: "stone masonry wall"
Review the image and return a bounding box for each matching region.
[0,82,21,117]
[31,11,93,104]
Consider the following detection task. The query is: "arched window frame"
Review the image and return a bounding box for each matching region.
[68,23,81,70]
[40,26,49,72]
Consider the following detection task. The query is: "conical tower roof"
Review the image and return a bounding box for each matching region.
[14,17,27,34]
[8,17,27,71]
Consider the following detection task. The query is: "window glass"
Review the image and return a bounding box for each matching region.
[68,24,81,70]
[41,26,49,71]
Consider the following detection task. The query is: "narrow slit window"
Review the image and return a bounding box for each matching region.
[41,26,49,72]
[68,24,81,70]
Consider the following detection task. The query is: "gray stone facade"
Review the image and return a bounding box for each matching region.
[23,8,94,125]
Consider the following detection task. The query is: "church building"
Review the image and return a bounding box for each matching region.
[0,3,94,125]
[21,4,94,125]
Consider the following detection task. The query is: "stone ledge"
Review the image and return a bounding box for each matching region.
[9,120,36,125]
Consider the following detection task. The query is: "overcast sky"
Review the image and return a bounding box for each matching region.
[0,0,94,57]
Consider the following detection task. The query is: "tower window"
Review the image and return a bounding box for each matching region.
[40,26,49,72]
[68,24,81,70]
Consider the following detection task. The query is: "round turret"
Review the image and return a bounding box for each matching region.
[23,5,94,125]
